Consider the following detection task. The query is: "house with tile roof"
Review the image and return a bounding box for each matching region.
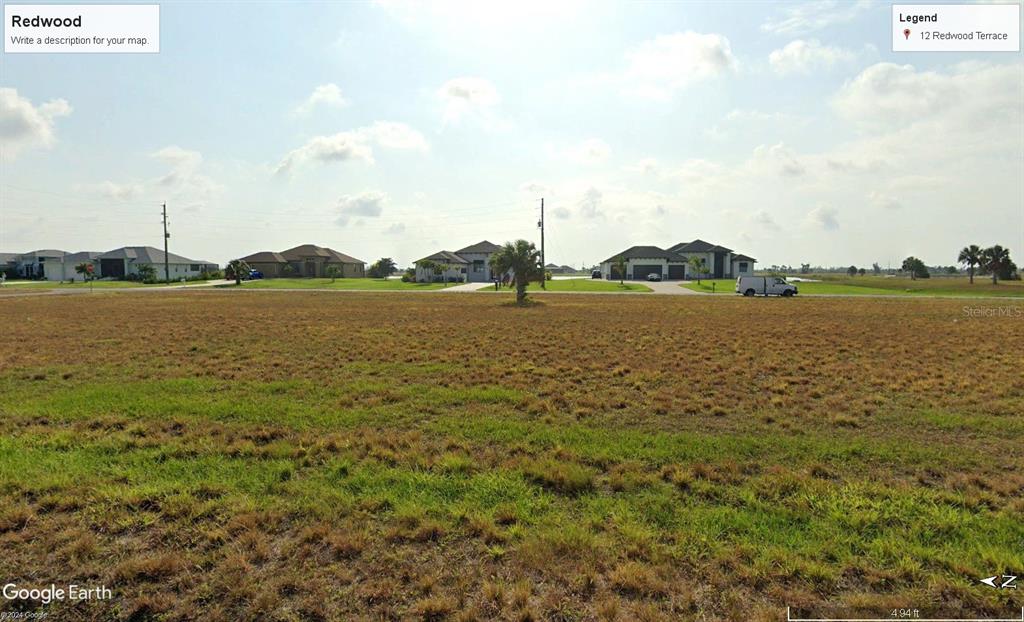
[600,240,756,280]
[414,241,503,283]
[238,245,365,278]
[95,246,218,281]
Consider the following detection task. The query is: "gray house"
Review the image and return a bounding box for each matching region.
[96,246,217,280]
[600,240,756,280]
[414,240,503,283]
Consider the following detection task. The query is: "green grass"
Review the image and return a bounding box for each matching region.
[1,293,1020,619]
[683,276,1024,297]
[478,279,652,292]
[224,277,447,290]
[1,280,154,289]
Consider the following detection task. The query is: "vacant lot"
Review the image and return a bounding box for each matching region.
[684,276,1024,297]
[0,292,1021,621]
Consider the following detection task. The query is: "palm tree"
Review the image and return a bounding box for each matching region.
[437,263,451,287]
[687,256,705,284]
[75,262,95,291]
[613,256,627,284]
[981,245,1011,285]
[227,259,251,285]
[489,239,543,304]
[958,244,982,284]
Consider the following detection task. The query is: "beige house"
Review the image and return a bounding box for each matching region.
[239,245,365,278]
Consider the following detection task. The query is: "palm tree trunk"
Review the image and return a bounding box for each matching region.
[516,282,527,304]
[969,266,974,284]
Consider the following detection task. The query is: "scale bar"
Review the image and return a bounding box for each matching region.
[787,606,1024,622]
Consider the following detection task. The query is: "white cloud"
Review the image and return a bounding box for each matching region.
[152,146,203,173]
[0,88,72,160]
[626,157,660,175]
[294,83,348,115]
[868,191,902,210]
[81,181,145,201]
[520,181,548,195]
[751,210,780,229]
[337,191,388,225]
[437,77,499,124]
[769,39,856,75]
[551,138,611,165]
[753,143,805,177]
[831,62,1023,133]
[805,205,840,231]
[384,222,406,235]
[622,32,737,99]
[761,1,873,35]
[577,187,603,218]
[276,122,427,175]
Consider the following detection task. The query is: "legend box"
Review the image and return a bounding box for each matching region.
[892,4,1020,52]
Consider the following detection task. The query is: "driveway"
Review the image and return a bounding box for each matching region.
[645,280,703,295]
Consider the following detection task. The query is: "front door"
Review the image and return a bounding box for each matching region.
[305,259,316,277]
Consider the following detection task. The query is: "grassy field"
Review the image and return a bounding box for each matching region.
[0,293,1022,620]
[684,276,1024,297]
[478,279,652,293]
[225,278,447,290]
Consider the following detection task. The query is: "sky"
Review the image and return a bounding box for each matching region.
[1,0,1022,269]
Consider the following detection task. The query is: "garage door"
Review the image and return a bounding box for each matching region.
[667,265,686,280]
[632,265,662,280]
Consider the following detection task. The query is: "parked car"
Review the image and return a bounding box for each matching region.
[247,270,264,280]
[646,273,662,282]
[736,275,797,297]
[591,270,602,279]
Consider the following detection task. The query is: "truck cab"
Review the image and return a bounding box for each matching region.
[735,275,798,297]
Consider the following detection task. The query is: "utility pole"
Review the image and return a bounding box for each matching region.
[161,203,170,284]
[538,197,545,289]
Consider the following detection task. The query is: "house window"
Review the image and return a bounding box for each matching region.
[739,262,748,271]
[473,260,484,273]
[190,264,199,271]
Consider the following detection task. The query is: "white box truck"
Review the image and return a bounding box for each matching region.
[736,275,798,297]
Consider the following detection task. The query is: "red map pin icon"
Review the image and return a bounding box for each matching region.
[903,28,911,40]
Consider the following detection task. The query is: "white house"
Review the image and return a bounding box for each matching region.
[45,251,102,281]
[600,246,689,280]
[95,246,217,280]
[600,240,756,280]
[11,249,68,280]
[414,250,469,283]
[414,241,503,283]
[453,241,502,283]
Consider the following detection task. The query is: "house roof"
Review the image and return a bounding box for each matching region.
[732,254,757,262]
[602,246,684,264]
[417,250,469,265]
[63,251,101,262]
[97,246,213,265]
[455,240,502,255]
[280,244,364,264]
[669,239,733,253]
[239,251,287,263]
[23,249,67,259]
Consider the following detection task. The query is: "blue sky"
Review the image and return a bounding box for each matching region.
[1,0,1022,268]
